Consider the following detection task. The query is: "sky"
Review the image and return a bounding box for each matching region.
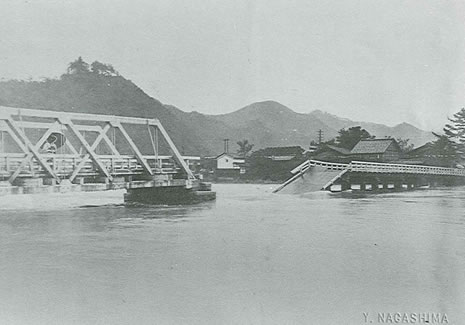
[0,0,464,131]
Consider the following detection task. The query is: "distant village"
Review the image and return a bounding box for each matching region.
[185,124,462,183]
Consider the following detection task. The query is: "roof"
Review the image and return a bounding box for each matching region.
[325,145,351,155]
[405,142,433,156]
[215,152,245,161]
[257,146,304,156]
[269,155,296,161]
[350,139,398,154]
[215,152,231,159]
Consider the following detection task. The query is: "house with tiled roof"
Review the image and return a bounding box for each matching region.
[312,138,402,163]
[256,146,304,161]
[350,138,401,162]
[313,144,352,163]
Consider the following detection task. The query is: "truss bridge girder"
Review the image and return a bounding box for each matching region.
[0,106,195,186]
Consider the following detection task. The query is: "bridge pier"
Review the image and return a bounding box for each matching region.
[124,185,216,205]
[0,181,11,187]
[337,171,462,193]
[350,184,361,190]
[43,178,58,186]
[364,184,373,191]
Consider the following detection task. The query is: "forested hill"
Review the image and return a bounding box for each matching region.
[0,59,434,156]
[0,64,210,155]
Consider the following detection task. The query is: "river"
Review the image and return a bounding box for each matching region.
[0,184,464,324]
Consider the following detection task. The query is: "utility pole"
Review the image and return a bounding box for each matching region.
[317,129,323,145]
[223,138,229,154]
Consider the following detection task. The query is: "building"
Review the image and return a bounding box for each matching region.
[402,142,461,167]
[255,146,304,161]
[246,146,306,181]
[313,144,351,163]
[349,138,401,162]
[215,153,246,178]
[311,138,402,163]
[216,153,245,169]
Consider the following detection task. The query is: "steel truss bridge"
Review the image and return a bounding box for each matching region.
[0,106,196,192]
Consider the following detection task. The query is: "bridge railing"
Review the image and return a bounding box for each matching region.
[0,153,193,179]
[289,159,465,178]
[350,161,465,176]
[290,160,349,174]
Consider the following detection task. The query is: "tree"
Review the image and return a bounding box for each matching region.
[67,57,90,75]
[336,126,374,150]
[443,107,465,157]
[236,139,254,157]
[323,138,336,146]
[90,61,119,76]
[396,137,414,153]
[429,132,462,167]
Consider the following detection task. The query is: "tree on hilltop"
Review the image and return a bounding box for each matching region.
[90,61,119,76]
[67,57,90,75]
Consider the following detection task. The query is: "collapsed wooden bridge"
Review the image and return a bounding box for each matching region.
[273,159,465,194]
[0,106,214,203]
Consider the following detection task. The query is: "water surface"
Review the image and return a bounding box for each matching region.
[0,184,464,324]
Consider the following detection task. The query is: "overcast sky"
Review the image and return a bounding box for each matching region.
[0,0,464,130]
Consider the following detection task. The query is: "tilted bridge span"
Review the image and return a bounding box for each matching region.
[274,159,465,194]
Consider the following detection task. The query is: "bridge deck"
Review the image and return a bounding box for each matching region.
[0,153,193,179]
[292,160,465,177]
[274,159,465,193]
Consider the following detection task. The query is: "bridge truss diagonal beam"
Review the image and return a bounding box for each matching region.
[9,120,62,183]
[93,123,120,156]
[8,153,33,184]
[154,121,195,179]
[59,118,113,182]
[4,118,60,184]
[68,123,120,182]
[111,122,153,176]
[0,106,198,184]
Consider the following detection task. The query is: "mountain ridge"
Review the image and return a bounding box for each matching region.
[0,71,435,156]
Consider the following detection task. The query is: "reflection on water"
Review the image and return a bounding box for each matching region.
[0,184,464,325]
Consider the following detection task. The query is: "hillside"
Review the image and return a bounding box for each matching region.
[205,102,434,151]
[309,110,435,146]
[209,101,334,150]
[0,73,209,155]
[0,61,434,156]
